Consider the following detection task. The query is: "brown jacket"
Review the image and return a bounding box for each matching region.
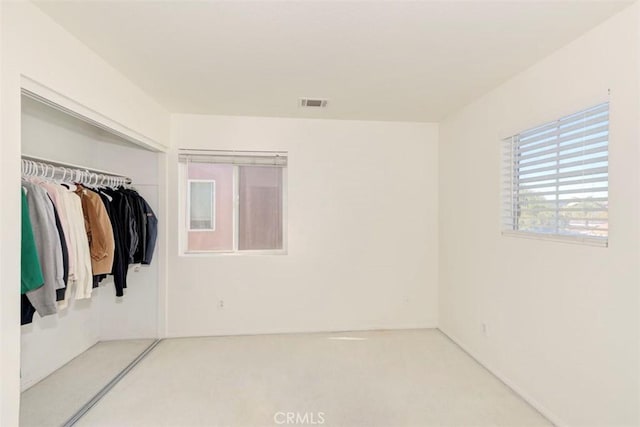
[75,185,115,275]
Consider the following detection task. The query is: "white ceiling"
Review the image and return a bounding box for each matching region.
[35,1,630,122]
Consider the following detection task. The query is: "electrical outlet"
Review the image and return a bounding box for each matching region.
[482,322,489,337]
[218,300,224,309]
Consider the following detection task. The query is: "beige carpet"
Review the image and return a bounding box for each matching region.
[73,330,551,427]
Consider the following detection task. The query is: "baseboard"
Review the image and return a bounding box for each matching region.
[438,327,567,427]
[166,323,439,340]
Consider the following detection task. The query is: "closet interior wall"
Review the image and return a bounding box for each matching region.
[20,95,160,390]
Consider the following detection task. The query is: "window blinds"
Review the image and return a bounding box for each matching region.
[502,102,609,244]
[179,150,288,167]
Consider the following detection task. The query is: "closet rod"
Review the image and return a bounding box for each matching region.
[21,154,133,184]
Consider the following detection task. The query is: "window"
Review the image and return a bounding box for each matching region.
[502,102,609,246]
[188,180,215,231]
[179,150,287,254]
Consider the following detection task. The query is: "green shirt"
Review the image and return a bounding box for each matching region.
[22,189,44,294]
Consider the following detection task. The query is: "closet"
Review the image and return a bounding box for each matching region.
[19,93,161,427]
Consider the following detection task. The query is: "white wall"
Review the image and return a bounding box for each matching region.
[3,1,169,148]
[167,115,439,337]
[0,2,16,425]
[0,2,169,424]
[19,97,160,390]
[438,4,639,426]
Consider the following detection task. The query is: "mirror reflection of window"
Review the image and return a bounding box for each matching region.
[189,180,215,231]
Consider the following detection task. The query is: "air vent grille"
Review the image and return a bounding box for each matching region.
[300,98,328,108]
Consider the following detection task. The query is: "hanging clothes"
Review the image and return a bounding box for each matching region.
[21,295,38,326]
[38,181,76,284]
[75,184,115,276]
[20,160,158,324]
[90,187,158,295]
[122,188,157,265]
[50,201,69,301]
[59,183,94,306]
[21,181,64,317]
[21,189,43,294]
[121,189,143,263]
[25,179,69,299]
[139,195,158,265]
[97,188,129,296]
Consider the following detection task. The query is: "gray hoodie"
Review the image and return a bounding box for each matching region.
[22,180,64,317]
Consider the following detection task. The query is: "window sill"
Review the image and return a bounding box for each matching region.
[501,230,608,248]
[180,249,288,257]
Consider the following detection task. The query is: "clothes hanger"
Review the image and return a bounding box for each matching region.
[98,174,115,201]
[90,172,100,189]
[83,171,92,188]
[108,176,117,190]
[97,174,106,192]
[23,160,31,176]
[61,168,77,191]
[24,161,38,182]
[46,164,54,181]
[33,163,46,183]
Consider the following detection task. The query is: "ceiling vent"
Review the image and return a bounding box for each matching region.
[299,98,328,108]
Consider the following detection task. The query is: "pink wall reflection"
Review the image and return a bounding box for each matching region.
[188,163,234,251]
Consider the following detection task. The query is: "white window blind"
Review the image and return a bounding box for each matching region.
[178,150,287,167]
[502,102,609,245]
